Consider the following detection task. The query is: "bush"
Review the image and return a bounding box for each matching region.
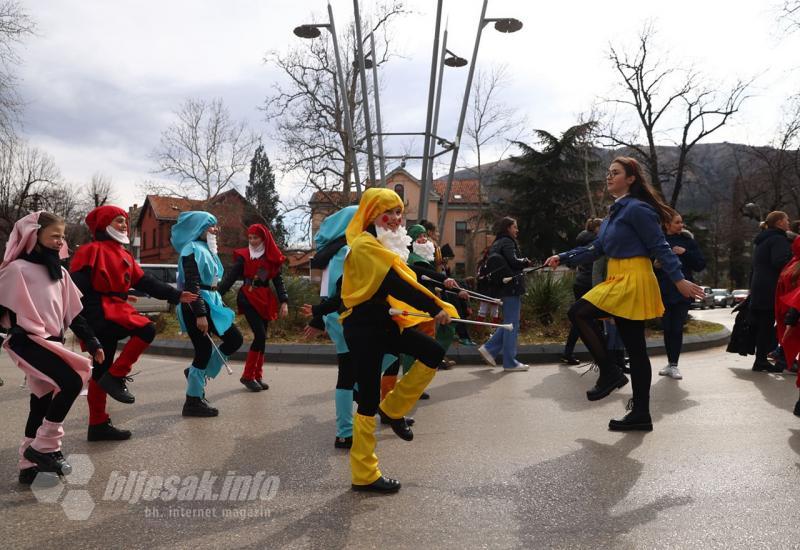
[522,271,573,326]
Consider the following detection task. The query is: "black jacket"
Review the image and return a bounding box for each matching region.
[749,228,792,311]
[655,230,706,305]
[569,230,597,290]
[488,234,530,297]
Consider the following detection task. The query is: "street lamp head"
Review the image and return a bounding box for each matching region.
[352,55,374,69]
[444,54,467,67]
[493,18,523,33]
[293,24,323,39]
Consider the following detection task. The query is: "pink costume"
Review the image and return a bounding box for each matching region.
[0,212,92,468]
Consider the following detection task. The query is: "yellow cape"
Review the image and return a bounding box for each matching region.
[340,187,458,329]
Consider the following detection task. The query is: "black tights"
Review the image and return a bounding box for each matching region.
[92,322,156,381]
[336,352,356,389]
[180,304,244,369]
[344,318,444,416]
[240,297,267,353]
[9,334,84,436]
[568,299,652,411]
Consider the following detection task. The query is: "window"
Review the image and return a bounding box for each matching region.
[394,184,404,200]
[455,221,467,246]
[152,229,157,250]
[455,262,466,278]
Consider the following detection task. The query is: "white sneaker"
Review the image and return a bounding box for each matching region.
[503,364,529,372]
[478,345,497,367]
[658,365,672,376]
[667,366,683,380]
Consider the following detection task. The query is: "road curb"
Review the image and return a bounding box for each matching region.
[142,327,731,366]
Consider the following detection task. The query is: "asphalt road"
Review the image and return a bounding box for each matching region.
[1,342,798,549]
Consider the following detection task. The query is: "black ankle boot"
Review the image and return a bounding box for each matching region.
[240,378,262,392]
[256,379,269,390]
[613,349,630,373]
[334,436,352,449]
[586,365,628,401]
[794,400,800,418]
[23,447,72,476]
[609,399,653,431]
[351,475,401,493]
[182,396,219,417]
[419,391,430,400]
[88,419,132,441]
[97,372,135,404]
[379,410,414,426]
[378,408,414,441]
[18,466,38,485]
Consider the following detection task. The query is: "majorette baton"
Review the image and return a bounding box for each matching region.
[502,264,548,284]
[419,275,503,305]
[207,334,234,375]
[387,308,514,331]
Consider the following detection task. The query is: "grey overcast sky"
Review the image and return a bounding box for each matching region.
[15,0,800,219]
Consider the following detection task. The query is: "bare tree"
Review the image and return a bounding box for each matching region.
[0,1,35,147]
[600,23,752,206]
[457,65,527,273]
[85,172,115,208]
[778,0,800,33]
[149,98,258,201]
[264,1,407,210]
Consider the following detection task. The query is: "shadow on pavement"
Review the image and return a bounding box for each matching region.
[728,367,797,412]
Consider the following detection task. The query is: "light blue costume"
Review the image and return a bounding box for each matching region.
[315,206,357,439]
[171,211,236,397]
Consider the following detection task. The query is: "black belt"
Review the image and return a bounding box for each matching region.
[200,284,218,291]
[243,278,268,288]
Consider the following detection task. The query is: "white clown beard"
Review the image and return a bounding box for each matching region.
[412,240,436,262]
[206,232,219,255]
[376,225,411,262]
[106,226,130,245]
[249,243,265,259]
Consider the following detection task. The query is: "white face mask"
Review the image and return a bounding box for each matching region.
[375,225,411,262]
[206,232,218,255]
[412,240,436,262]
[106,225,130,245]
[249,243,265,259]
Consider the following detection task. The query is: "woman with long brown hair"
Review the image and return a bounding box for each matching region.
[545,157,704,431]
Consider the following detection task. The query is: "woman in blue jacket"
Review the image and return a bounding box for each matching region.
[545,157,704,431]
[654,212,706,380]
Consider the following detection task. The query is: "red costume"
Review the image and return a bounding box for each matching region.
[777,238,800,387]
[218,224,287,388]
[70,205,181,438]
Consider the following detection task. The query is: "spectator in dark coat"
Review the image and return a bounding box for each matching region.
[749,211,792,371]
[477,217,532,371]
[654,212,706,380]
[561,218,603,364]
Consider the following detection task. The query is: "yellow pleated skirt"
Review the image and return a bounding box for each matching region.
[582,256,664,320]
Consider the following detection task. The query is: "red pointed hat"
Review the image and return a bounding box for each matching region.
[86,205,128,235]
[248,224,285,274]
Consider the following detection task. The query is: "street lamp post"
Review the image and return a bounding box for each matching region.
[294,3,363,199]
[436,0,522,233]
[351,0,377,186]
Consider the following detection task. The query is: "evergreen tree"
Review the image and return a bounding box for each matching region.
[246,144,287,246]
[494,122,598,260]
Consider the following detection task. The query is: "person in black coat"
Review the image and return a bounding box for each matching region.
[654,213,706,379]
[749,211,792,371]
[561,218,603,364]
[477,217,533,371]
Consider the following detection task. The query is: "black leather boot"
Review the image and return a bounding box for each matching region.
[613,349,630,374]
[97,372,135,404]
[378,408,414,441]
[586,364,629,402]
[256,379,269,390]
[379,410,414,426]
[351,475,401,493]
[18,467,38,485]
[23,447,72,476]
[240,378,262,392]
[182,396,219,417]
[793,399,800,418]
[609,399,653,431]
[88,419,132,441]
[334,436,352,449]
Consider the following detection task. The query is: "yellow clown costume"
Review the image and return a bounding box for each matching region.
[340,188,457,493]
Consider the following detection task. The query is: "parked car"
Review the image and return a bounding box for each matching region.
[690,286,715,309]
[731,289,750,305]
[711,288,734,308]
[130,264,178,314]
